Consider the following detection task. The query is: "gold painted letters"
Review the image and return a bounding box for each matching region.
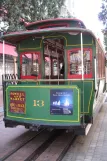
[33,100,44,107]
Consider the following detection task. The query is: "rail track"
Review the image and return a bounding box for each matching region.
[0,129,45,161]
[0,128,76,161]
[31,132,76,161]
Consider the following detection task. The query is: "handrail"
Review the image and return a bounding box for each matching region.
[3,78,94,82]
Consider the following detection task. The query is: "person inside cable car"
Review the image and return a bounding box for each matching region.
[60,64,64,75]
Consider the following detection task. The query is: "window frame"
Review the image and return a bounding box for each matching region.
[67,48,92,79]
[20,51,41,79]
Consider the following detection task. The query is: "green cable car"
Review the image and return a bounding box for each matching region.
[2,18,106,135]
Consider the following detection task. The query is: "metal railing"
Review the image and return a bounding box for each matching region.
[2,74,18,85]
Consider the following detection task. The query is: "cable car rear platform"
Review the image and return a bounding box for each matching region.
[3,92,106,135]
[2,80,107,135]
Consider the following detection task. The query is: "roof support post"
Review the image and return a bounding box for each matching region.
[3,40,5,79]
[81,32,84,80]
[81,32,85,126]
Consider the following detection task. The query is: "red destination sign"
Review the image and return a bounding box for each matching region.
[9,91,26,114]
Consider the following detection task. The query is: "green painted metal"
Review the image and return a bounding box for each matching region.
[2,17,106,130]
[4,79,95,125]
[6,85,80,125]
[18,33,93,52]
[3,25,104,128]
[14,32,95,126]
[70,81,94,115]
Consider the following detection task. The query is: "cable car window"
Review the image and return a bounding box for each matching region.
[52,59,58,76]
[69,49,91,75]
[21,53,39,76]
[70,50,81,75]
[45,57,51,76]
[84,51,91,74]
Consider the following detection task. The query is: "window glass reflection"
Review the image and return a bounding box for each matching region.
[69,50,91,75]
[22,53,39,76]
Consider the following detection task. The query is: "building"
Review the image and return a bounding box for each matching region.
[0,40,17,86]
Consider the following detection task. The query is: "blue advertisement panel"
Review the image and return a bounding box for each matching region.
[50,89,73,115]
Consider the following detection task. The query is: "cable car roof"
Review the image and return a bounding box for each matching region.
[1,27,104,53]
[24,18,86,30]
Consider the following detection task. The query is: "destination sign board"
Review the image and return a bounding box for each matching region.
[9,91,26,114]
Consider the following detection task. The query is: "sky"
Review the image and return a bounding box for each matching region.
[66,0,104,45]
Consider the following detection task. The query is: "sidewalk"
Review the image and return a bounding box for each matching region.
[0,108,3,117]
[63,103,107,161]
[0,90,3,106]
[0,89,3,116]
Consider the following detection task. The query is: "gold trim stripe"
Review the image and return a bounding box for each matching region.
[6,85,80,123]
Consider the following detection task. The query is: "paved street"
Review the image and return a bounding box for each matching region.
[0,121,28,159]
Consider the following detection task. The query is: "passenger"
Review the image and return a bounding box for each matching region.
[60,64,64,74]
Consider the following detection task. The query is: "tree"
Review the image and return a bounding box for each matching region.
[98,0,107,51]
[98,0,107,27]
[0,0,25,32]
[0,0,72,32]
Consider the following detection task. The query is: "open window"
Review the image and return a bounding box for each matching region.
[43,39,65,80]
[20,52,41,79]
[68,48,92,79]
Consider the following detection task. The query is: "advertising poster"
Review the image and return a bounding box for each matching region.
[50,89,73,115]
[9,91,26,114]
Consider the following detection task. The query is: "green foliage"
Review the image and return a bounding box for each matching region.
[98,0,107,27]
[0,0,70,32]
[98,0,107,51]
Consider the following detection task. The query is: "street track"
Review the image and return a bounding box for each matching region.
[0,129,77,161]
[0,129,45,161]
[34,132,76,161]
[56,133,76,161]
[24,131,76,161]
[24,130,64,161]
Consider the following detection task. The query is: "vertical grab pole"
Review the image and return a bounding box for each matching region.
[49,45,50,84]
[2,40,5,115]
[81,32,85,125]
[47,44,50,84]
[81,33,84,80]
[57,49,59,85]
[94,57,97,90]
[3,40,5,80]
